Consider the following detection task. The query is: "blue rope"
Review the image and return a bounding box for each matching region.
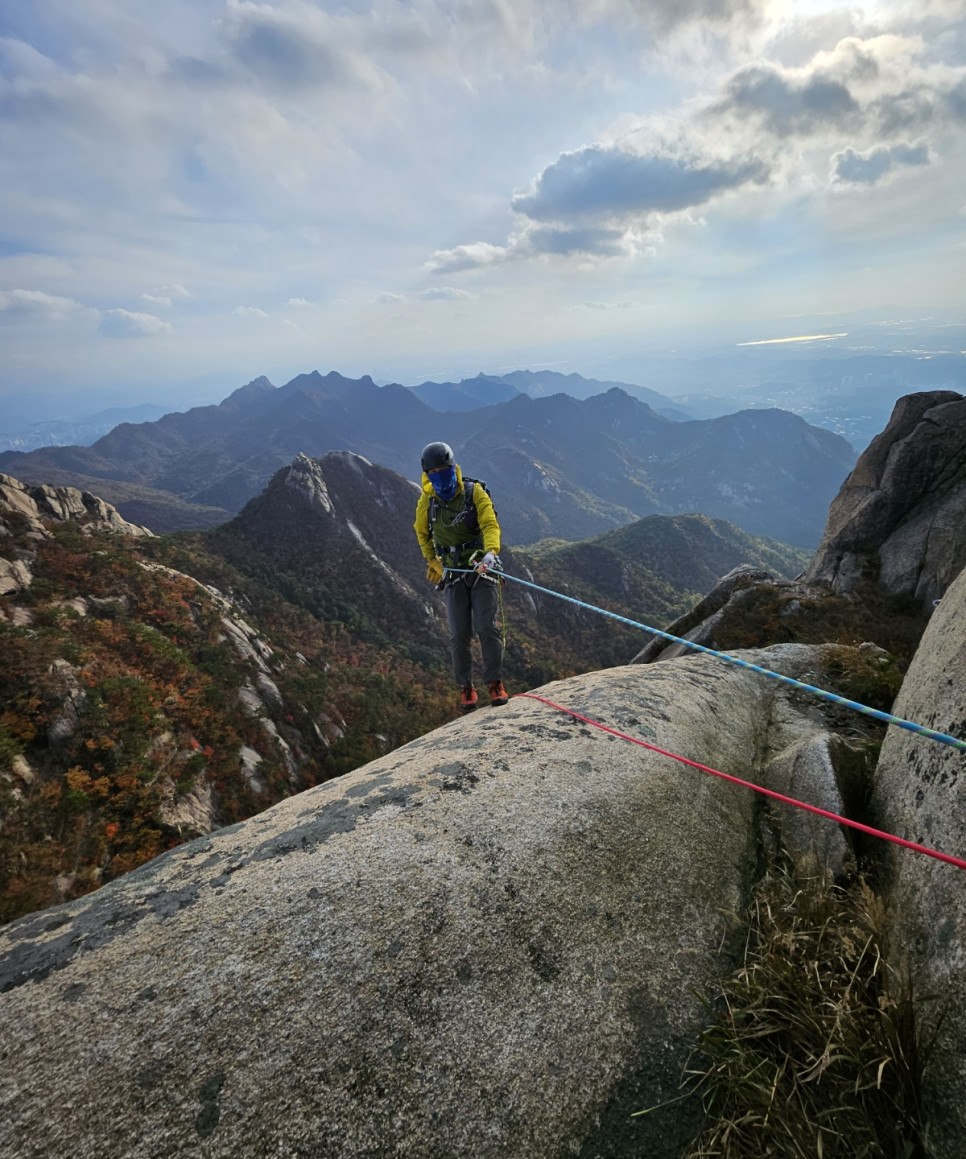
[450,566,966,754]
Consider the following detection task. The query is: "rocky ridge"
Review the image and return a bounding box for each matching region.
[0,473,152,598]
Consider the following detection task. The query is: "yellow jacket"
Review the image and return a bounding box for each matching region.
[414,465,501,563]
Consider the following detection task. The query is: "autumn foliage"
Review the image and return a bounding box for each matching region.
[0,521,452,925]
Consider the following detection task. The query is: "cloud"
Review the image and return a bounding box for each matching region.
[511,144,770,223]
[0,289,81,318]
[584,299,636,310]
[223,2,374,95]
[98,309,172,338]
[142,293,172,307]
[287,296,313,306]
[375,291,407,305]
[525,225,632,258]
[232,306,271,319]
[710,34,966,142]
[713,64,860,135]
[948,76,966,122]
[418,286,473,301]
[832,140,932,184]
[425,242,510,274]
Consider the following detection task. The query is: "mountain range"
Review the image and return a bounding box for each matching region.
[0,369,856,548]
[407,367,690,419]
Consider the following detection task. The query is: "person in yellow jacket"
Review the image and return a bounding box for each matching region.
[414,441,508,712]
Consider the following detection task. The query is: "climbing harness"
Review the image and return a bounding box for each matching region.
[467,549,508,649]
[448,564,966,754]
[518,693,966,873]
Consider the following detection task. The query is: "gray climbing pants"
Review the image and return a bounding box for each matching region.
[444,573,503,687]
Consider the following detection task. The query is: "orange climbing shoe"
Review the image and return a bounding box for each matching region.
[488,680,509,706]
[460,685,478,712]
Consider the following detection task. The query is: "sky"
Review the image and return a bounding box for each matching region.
[1,0,964,408]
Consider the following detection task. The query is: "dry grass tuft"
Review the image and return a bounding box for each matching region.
[680,869,931,1158]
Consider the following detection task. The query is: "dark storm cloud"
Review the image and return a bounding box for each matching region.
[511,145,770,224]
[715,63,859,135]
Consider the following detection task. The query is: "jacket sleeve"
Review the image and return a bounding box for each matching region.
[473,485,501,554]
[414,492,437,562]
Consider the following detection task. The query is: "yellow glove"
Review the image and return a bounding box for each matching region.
[426,558,444,585]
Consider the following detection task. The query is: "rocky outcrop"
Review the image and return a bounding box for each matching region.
[804,391,966,607]
[870,563,966,1159]
[0,644,865,1159]
[0,472,154,539]
[632,564,775,663]
[1,472,152,608]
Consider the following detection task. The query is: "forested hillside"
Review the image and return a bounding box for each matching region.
[0,514,452,923]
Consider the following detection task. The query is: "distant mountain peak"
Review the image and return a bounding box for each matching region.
[220,376,276,410]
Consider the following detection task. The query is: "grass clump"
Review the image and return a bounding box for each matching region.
[823,644,904,713]
[681,869,926,1158]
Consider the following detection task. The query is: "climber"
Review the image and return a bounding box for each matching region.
[414,441,509,712]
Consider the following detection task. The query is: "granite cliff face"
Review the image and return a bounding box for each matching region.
[0,473,153,598]
[870,564,966,1159]
[0,643,871,1158]
[804,390,966,607]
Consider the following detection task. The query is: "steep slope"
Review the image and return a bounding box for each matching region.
[0,473,454,924]
[2,394,961,1156]
[871,563,966,1159]
[215,451,443,654]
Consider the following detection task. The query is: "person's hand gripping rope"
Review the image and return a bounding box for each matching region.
[476,551,499,575]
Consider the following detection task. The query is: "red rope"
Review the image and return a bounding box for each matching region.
[517,692,966,873]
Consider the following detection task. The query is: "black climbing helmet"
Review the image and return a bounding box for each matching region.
[421,441,455,473]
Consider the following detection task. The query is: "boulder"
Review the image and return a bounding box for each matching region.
[804,392,966,607]
[0,645,854,1159]
[870,563,966,1159]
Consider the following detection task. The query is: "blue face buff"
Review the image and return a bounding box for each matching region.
[430,464,458,501]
